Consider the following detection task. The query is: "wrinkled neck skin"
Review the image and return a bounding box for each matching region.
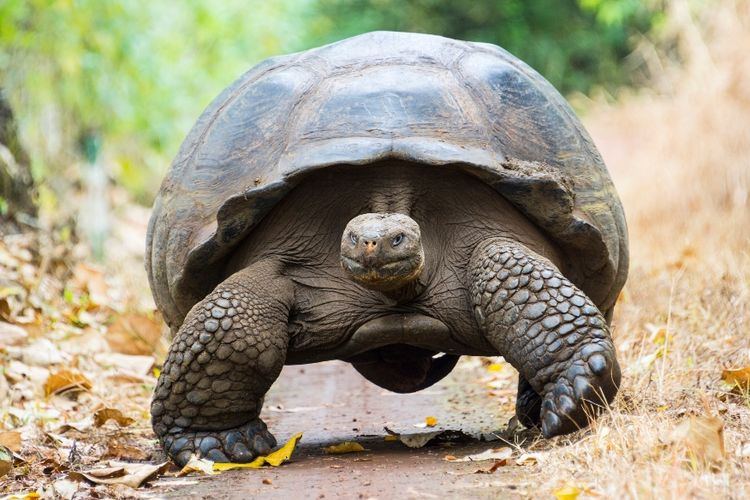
[338,175,430,302]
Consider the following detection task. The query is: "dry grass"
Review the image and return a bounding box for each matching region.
[534,0,750,497]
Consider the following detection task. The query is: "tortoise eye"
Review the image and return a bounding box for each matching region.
[392,234,404,247]
[350,233,358,245]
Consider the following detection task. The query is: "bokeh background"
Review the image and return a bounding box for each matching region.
[1,0,749,497]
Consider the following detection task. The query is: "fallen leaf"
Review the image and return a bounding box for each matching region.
[516,452,544,465]
[213,432,303,471]
[721,367,750,393]
[71,262,108,306]
[104,442,149,461]
[554,483,582,500]
[94,352,155,376]
[178,456,217,476]
[0,445,12,477]
[323,442,366,454]
[44,370,92,397]
[69,461,170,488]
[106,312,163,355]
[398,431,442,448]
[669,415,725,466]
[262,478,272,485]
[93,408,135,428]
[50,478,79,500]
[5,360,50,384]
[0,321,28,346]
[384,435,399,442]
[22,338,68,366]
[0,431,21,452]
[449,447,512,462]
[474,460,508,474]
[486,363,503,372]
[425,416,438,427]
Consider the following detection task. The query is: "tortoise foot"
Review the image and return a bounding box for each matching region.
[540,346,620,438]
[163,418,277,466]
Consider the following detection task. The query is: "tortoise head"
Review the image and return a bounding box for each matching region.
[340,213,424,292]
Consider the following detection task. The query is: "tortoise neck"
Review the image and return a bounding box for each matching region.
[381,277,425,304]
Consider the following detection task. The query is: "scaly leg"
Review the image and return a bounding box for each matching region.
[151,261,293,465]
[469,239,620,437]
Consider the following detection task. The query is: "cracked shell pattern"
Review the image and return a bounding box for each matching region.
[470,239,621,437]
[151,266,293,466]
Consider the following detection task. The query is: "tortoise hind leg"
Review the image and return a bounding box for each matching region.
[151,261,294,466]
[516,376,542,428]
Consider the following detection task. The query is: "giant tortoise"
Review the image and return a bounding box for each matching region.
[147,31,628,465]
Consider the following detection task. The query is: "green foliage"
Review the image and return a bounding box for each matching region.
[304,0,657,95]
[0,0,304,202]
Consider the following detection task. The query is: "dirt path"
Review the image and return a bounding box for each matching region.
[148,360,536,499]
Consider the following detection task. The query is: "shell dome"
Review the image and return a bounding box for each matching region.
[146,31,628,330]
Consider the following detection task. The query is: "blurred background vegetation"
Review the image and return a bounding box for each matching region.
[0,0,676,224]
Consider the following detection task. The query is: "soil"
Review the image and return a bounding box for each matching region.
[148,360,537,499]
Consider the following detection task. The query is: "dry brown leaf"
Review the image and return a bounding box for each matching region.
[669,415,725,466]
[473,459,509,474]
[0,431,22,452]
[71,262,108,306]
[44,370,93,397]
[93,408,135,428]
[106,312,163,355]
[69,461,170,488]
[104,442,149,461]
[721,367,750,393]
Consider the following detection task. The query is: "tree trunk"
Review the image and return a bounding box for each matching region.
[0,89,36,218]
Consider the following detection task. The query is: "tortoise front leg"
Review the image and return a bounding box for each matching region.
[469,239,621,437]
[151,261,293,466]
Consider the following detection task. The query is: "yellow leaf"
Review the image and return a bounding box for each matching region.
[554,484,582,500]
[425,416,438,427]
[722,367,750,392]
[487,363,503,372]
[213,432,303,470]
[384,435,399,442]
[323,441,366,454]
[44,370,92,397]
[178,456,217,476]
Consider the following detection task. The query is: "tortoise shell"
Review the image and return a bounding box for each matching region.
[146,31,628,330]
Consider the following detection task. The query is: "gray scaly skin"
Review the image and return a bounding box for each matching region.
[469,239,620,436]
[151,262,293,465]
